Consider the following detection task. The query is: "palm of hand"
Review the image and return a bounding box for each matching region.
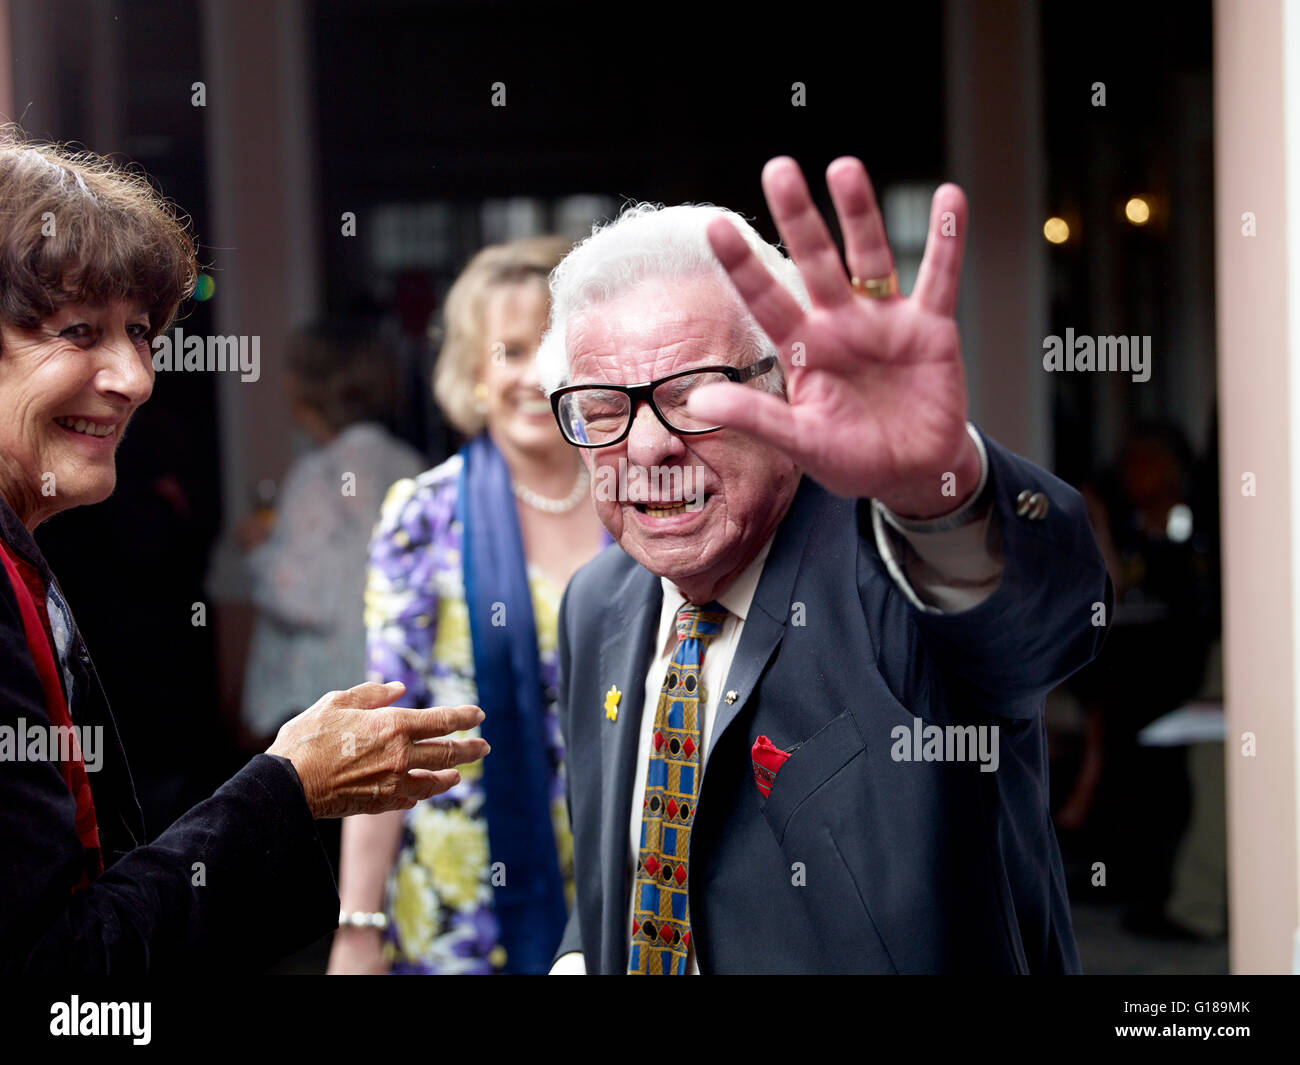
[779,299,968,500]
[692,156,976,510]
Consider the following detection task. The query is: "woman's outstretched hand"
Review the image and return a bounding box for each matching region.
[268,681,489,819]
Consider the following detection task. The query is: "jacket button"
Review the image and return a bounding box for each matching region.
[1028,492,1049,520]
[1015,489,1033,517]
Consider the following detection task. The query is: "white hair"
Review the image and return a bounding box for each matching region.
[535,202,810,395]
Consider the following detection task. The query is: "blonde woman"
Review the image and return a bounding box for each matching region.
[329,237,608,974]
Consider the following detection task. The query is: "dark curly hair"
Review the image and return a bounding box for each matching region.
[0,123,197,351]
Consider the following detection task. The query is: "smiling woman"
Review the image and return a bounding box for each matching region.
[0,124,196,530]
[0,126,490,975]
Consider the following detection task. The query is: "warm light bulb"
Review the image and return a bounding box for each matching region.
[1043,217,1070,244]
[1125,197,1151,225]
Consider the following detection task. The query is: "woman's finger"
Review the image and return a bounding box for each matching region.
[397,768,462,800]
[408,736,490,772]
[393,704,484,741]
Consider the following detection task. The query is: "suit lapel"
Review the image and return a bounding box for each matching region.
[708,477,823,759]
[595,562,661,973]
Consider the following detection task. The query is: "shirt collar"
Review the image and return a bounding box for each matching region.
[659,531,777,626]
[0,493,52,578]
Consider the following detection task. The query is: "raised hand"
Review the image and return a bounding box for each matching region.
[267,680,489,818]
[689,156,979,518]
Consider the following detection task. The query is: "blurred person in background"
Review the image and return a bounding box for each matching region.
[1058,423,1215,937]
[329,236,609,974]
[237,321,426,745]
[0,127,488,973]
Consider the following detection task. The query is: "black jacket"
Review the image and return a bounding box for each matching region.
[0,496,338,974]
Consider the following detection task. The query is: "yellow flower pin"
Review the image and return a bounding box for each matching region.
[604,685,621,722]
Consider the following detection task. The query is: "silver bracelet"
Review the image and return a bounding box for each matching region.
[338,910,388,930]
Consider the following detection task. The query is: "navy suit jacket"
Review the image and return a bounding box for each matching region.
[554,428,1111,973]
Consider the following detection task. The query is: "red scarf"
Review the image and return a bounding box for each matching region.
[0,540,103,889]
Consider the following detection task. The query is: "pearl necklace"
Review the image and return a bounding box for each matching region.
[513,466,590,514]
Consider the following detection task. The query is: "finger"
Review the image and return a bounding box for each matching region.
[394,704,485,741]
[408,736,491,772]
[397,768,462,801]
[707,217,806,352]
[337,680,406,711]
[912,183,968,317]
[685,382,803,457]
[826,156,897,295]
[761,156,854,308]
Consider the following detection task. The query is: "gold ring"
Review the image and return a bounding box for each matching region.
[851,271,899,299]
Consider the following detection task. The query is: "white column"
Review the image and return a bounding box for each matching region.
[1214,0,1300,975]
[198,0,320,732]
[200,0,320,599]
[943,0,1050,465]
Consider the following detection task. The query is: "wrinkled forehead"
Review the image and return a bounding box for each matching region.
[565,278,751,386]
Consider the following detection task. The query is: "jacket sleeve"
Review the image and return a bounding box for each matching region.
[0,579,338,975]
[551,581,586,969]
[863,427,1113,720]
[554,909,584,963]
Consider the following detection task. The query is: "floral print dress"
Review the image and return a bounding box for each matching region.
[364,453,574,973]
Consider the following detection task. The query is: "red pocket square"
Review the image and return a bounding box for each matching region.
[751,735,790,799]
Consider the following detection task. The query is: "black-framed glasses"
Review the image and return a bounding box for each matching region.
[550,355,778,448]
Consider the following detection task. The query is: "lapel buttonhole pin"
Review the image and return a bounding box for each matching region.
[604,685,621,722]
[725,690,739,705]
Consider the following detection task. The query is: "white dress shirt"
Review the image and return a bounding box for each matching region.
[551,435,1001,974]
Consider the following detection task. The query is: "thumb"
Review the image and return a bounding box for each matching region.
[344,680,406,710]
[687,382,802,456]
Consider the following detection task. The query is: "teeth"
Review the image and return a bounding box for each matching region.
[645,503,688,518]
[55,417,114,438]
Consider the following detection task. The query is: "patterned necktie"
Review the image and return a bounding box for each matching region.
[628,599,728,975]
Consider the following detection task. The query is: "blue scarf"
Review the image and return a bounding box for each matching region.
[456,433,567,973]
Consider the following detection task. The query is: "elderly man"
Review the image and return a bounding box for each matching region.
[536,157,1110,974]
